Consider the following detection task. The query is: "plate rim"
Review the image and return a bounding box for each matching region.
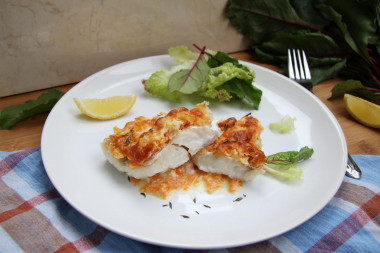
[41,54,347,249]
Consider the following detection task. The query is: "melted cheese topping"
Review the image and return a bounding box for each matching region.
[199,115,266,169]
[104,101,213,168]
[130,163,243,199]
[103,103,265,199]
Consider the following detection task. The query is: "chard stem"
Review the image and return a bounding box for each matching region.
[236,7,347,46]
[193,44,213,57]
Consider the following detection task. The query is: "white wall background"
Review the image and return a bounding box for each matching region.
[0,0,249,97]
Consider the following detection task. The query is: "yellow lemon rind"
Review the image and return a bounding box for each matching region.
[343,94,380,128]
[73,95,136,120]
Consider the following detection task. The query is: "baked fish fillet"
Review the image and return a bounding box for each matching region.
[101,102,218,179]
[193,115,266,181]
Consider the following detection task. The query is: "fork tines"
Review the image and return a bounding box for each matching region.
[288,49,312,90]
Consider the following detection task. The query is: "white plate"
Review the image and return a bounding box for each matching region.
[41,55,347,249]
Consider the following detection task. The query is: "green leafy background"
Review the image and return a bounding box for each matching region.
[226,0,380,104]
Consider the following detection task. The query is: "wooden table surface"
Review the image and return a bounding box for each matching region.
[1,52,379,154]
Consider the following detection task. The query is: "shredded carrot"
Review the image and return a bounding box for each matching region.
[132,165,244,199]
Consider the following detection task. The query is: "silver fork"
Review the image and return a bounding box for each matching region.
[288,49,313,91]
[288,49,362,179]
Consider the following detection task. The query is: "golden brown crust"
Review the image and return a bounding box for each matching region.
[201,115,266,169]
[104,102,213,168]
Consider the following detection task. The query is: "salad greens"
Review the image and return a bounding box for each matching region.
[269,115,296,133]
[266,146,314,165]
[226,0,380,104]
[263,163,304,181]
[0,89,64,129]
[168,48,210,94]
[264,146,314,180]
[142,45,263,109]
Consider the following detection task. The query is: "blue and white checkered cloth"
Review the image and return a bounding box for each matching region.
[1,147,380,252]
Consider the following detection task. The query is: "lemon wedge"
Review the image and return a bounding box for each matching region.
[73,95,136,120]
[343,93,380,128]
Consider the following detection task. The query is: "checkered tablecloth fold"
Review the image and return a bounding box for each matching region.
[1,148,379,252]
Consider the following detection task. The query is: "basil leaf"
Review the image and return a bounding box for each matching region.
[0,89,64,129]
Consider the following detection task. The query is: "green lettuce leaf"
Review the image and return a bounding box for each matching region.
[143,46,201,101]
[203,51,262,107]
[198,62,254,99]
[142,68,182,102]
[207,51,250,72]
[168,46,198,64]
[220,78,262,109]
[142,45,263,107]
[269,114,296,133]
[263,164,303,181]
[0,88,64,129]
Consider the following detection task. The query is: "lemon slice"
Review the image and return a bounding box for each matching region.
[343,93,380,128]
[73,95,136,120]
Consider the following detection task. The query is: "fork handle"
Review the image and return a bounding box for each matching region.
[345,154,362,179]
[301,82,313,91]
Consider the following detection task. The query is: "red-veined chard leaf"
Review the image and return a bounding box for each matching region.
[168,49,210,94]
[266,146,314,165]
[226,0,380,95]
[328,79,380,104]
[0,88,64,129]
[263,146,314,180]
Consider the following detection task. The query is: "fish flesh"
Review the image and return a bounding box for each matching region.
[193,115,266,181]
[101,102,218,179]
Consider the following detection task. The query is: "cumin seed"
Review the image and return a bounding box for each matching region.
[140,192,146,197]
[233,197,243,202]
[223,139,237,144]
[203,205,211,208]
[181,215,190,219]
[124,136,131,144]
[169,202,172,209]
